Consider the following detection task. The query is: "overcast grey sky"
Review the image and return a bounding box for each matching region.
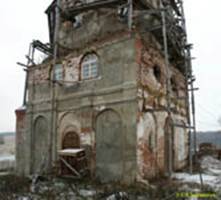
[0,0,220,132]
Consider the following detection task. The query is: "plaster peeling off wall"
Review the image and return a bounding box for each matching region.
[136,37,167,111]
[33,65,50,84]
[155,111,168,171]
[63,56,82,86]
[137,112,157,180]
[80,132,92,146]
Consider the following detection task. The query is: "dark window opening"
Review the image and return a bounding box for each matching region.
[148,132,154,152]
[171,76,178,95]
[153,65,161,82]
[118,7,128,22]
[73,15,82,28]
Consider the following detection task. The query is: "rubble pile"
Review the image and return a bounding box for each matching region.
[2,155,221,200]
[0,174,153,200]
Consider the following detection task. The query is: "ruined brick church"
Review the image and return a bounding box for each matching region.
[15,0,193,184]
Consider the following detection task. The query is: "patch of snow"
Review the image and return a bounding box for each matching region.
[79,189,96,197]
[173,156,221,191]
[201,156,221,171]
[0,155,15,162]
[18,197,30,200]
[200,156,221,176]
[16,105,26,110]
[206,168,221,176]
[106,192,129,200]
[58,148,84,156]
[0,155,15,171]
[172,172,221,191]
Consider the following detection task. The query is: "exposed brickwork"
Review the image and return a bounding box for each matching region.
[136,36,188,179]
[15,108,26,145]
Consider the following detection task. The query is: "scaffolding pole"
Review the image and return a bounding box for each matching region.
[22,43,33,106]
[160,1,173,177]
[178,0,203,188]
[128,0,133,32]
[49,0,61,170]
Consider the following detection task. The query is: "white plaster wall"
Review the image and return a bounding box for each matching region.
[177,128,185,161]
[63,56,81,86]
[155,112,168,138]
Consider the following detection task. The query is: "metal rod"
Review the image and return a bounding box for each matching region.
[25,55,36,66]
[178,1,203,188]
[175,0,193,175]
[172,123,194,129]
[17,62,28,68]
[22,43,33,106]
[187,46,197,163]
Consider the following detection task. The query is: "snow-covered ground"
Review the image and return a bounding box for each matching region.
[172,156,221,192]
[0,155,15,171]
[0,133,15,171]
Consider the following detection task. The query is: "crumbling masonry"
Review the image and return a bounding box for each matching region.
[15,0,195,184]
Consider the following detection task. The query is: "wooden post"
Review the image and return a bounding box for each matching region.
[60,157,81,177]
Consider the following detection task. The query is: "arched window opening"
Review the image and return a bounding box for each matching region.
[81,53,98,80]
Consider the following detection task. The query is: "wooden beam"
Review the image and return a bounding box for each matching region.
[60,157,81,178]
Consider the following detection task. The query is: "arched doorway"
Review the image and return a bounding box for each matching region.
[32,116,48,173]
[62,132,80,149]
[96,110,123,182]
[60,131,81,175]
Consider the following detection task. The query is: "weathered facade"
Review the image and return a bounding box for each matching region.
[16,0,191,184]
